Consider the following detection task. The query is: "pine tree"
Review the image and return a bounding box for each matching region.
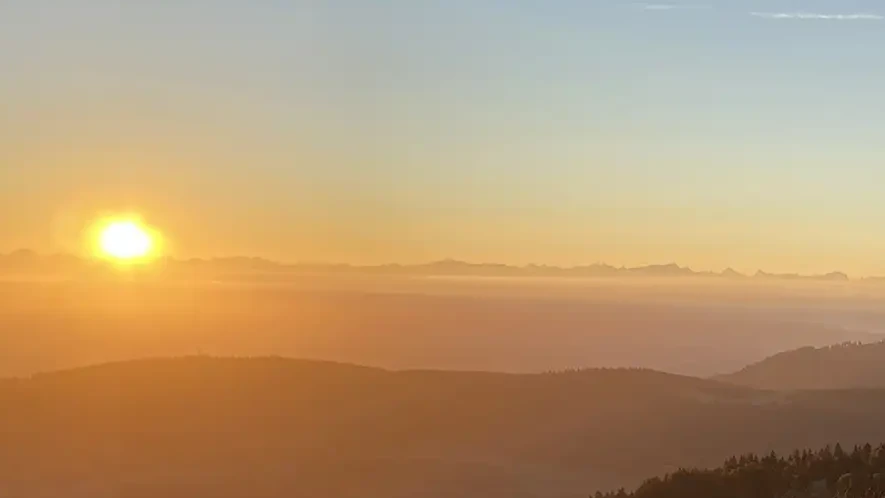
[835,443,847,460]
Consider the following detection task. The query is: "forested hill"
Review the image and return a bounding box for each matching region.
[719,342,885,390]
[596,443,885,498]
[6,357,885,497]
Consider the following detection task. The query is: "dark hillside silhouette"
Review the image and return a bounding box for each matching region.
[7,358,885,497]
[596,443,885,498]
[719,342,885,390]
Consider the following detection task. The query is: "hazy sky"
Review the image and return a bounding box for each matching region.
[3,1,885,274]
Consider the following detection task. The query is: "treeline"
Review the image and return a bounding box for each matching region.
[595,443,885,498]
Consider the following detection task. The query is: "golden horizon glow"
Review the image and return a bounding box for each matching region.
[92,217,162,264]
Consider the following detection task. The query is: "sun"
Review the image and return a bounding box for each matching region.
[94,219,158,262]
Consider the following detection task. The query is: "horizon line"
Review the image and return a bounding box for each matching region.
[0,248,875,281]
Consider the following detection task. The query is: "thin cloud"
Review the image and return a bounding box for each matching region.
[637,3,710,10]
[751,11,883,20]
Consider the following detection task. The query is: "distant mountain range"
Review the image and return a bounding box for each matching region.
[0,249,860,281]
[718,341,885,390]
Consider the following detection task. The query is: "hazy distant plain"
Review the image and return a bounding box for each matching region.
[3,275,883,378]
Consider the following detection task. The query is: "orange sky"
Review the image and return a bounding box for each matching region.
[4,2,885,276]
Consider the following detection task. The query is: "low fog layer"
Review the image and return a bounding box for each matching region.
[2,274,883,378]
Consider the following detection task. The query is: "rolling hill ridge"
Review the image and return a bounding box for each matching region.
[718,341,885,390]
[6,357,885,497]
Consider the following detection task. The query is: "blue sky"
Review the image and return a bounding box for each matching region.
[3,1,885,274]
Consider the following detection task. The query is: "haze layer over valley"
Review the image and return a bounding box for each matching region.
[3,263,884,378]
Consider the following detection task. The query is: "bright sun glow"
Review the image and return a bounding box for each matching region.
[97,220,156,261]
